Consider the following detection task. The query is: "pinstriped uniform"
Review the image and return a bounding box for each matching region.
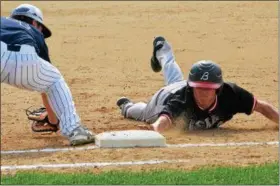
[1,17,81,136]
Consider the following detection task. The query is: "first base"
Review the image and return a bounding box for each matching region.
[95,130,166,148]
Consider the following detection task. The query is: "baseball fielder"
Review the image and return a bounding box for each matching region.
[117,36,279,132]
[1,4,95,146]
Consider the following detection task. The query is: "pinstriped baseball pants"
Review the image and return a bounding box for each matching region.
[1,41,80,136]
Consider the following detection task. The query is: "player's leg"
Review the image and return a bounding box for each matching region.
[1,43,94,145]
[28,56,94,145]
[151,37,184,86]
[117,97,147,121]
[117,37,185,123]
[117,88,164,123]
[119,83,188,124]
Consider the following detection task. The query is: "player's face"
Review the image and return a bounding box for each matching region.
[193,88,216,109]
[32,21,43,33]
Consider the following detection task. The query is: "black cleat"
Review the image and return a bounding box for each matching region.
[116,97,131,109]
[150,36,166,72]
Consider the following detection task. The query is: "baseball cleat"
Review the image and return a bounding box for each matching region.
[150,36,166,72]
[116,97,131,109]
[68,126,95,146]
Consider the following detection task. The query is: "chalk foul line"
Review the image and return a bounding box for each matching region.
[1,141,278,155]
[1,159,190,171]
[166,141,279,148]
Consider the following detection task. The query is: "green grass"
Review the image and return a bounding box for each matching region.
[1,162,279,185]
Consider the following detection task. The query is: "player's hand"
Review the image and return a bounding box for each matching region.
[26,106,59,133]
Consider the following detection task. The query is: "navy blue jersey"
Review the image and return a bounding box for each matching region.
[0,17,51,62]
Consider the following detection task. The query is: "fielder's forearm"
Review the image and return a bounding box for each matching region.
[151,114,172,132]
[41,93,59,124]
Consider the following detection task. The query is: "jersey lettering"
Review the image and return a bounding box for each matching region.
[187,115,224,130]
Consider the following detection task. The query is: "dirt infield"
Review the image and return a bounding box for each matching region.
[1,1,278,172]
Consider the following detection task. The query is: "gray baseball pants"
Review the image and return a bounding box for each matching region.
[121,41,186,123]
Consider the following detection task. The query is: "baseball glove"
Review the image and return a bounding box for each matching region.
[26,106,59,133]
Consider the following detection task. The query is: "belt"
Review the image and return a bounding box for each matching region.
[7,44,21,52]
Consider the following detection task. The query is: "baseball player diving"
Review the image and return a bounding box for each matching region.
[1,4,95,146]
[117,36,279,132]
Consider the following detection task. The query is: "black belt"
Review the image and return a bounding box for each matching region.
[7,44,21,52]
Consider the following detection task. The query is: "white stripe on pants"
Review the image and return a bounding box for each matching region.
[1,41,80,136]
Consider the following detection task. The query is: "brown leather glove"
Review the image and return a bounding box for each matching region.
[26,107,59,133]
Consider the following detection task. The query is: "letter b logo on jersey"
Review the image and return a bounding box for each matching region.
[200,72,209,81]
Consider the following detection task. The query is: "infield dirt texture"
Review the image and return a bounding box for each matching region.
[1,1,278,173]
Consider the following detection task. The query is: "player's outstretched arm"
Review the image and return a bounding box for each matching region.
[254,99,279,128]
[41,93,59,125]
[151,114,172,132]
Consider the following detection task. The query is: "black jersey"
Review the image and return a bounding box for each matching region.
[160,82,256,129]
